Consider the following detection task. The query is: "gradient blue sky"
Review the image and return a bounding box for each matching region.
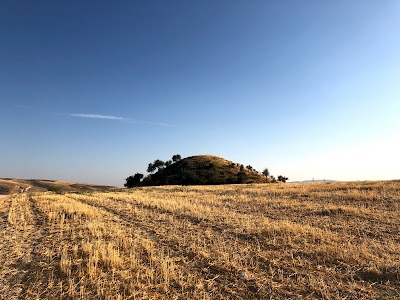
[1,1,399,186]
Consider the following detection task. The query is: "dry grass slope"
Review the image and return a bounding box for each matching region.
[0,181,399,299]
[0,178,116,195]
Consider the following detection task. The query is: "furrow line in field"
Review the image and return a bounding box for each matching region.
[0,195,13,300]
[17,195,57,299]
[0,194,49,300]
[113,193,398,297]
[120,191,400,235]
[0,195,11,231]
[98,193,347,246]
[32,194,122,299]
[114,192,400,250]
[71,194,379,299]
[34,194,240,299]
[71,195,275,299]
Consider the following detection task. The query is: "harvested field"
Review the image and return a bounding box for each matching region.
[0,181,399,299]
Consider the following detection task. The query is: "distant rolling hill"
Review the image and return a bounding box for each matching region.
[141,155,268,186]
[289,179,338,183]
[0,178,117,195]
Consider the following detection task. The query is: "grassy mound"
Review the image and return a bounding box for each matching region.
[141,155,267,186]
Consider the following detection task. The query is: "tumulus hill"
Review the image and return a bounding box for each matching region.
[141,155,267,186]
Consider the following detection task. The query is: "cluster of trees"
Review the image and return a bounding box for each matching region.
[124,154,182,188]
[147,154,181,173]
[234,165,289,184]
[124,173,144,188]
[262,168,288,183]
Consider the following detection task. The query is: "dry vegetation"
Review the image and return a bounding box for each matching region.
[0,178,116,195]
[0,181,399,299]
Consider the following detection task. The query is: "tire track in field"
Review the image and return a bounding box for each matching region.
[0,195,38,300]
[70,195,273,299]
[0,195,10,230]
[70,195,293,299]
[0,195,25,300]
[98,195,319,249]
[73,194,385,299]
[31,194,138,299]
[18,196,57,299]
[154,193,400,245]
[0,194,57,300]
[74,197,236,298]
[154,189,400,242]
[112,193,400,255]
[35,194,219,299]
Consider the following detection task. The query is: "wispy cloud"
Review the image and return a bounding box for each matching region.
[70,113,125,120]
[69,113,176,127]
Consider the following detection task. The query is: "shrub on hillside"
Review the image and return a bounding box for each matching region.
[237,165,246,183]
[277,175,288,183]
[172,154,182,162]
[262,168,270,177]
[125,173,144,188]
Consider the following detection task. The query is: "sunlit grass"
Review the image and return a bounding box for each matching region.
[0,181,399,299]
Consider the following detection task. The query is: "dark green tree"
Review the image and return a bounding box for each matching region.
[165,160,173,167]
[153,159,165,171]
[237,165,246,183]
[147,163,156,173]
[262,168,270,177]
[172,154,182,162]
[124,173,144,188]
[277,175,288,183]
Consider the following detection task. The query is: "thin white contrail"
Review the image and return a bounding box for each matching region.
[70,114,125,120]
[70,113,176,127]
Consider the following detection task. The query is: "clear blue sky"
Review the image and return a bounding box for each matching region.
[1,1,399,186]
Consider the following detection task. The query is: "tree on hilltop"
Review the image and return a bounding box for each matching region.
[152,159,165,171]
[237,165,246,183]
[262,168,270,177]
[147,163,156,173]
[147,159,166,173]
[172,154,182,162]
